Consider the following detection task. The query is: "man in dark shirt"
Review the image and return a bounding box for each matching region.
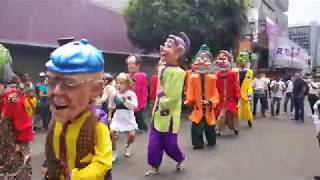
[292,73,307,122]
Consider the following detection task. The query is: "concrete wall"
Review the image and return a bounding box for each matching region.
[3,43,158,83]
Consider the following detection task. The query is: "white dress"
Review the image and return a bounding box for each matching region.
[109,90,138,132]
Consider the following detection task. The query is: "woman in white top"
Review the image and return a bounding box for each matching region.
[109,73,138,162]
[312,92,320,146]
[308,79,318,115]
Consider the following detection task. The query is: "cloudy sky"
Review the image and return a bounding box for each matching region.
[287,0,320,26]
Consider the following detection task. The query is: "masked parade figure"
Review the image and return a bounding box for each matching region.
[145,32,190,176]
[234,51,254,127]
[214,50,241,136]
[0,44,34,180]
[185,44,219,150]
[45,39,112,180]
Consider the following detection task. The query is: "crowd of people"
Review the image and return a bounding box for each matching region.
[253,71,319,123]
[1,33,320,180]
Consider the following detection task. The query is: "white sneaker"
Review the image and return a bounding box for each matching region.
[176,161,185,172]
[112,150,118,162]
[145,167,159,176]
[125,145,131,157]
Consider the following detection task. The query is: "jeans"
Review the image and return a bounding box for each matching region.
[293,96,304,121]
[253,92,267,116]
[271,97,281,117]
[284,92,293,113]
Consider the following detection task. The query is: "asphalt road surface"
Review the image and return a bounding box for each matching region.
[31,103,320,180]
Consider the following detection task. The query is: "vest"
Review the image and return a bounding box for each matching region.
[46,113,109,180]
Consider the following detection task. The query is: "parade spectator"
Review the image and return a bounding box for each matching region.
[127,55,148,132]
[253,73,268,117]
[96,73,115,113]
[270,76,286,119]
[38,76,51,129]
[292,73,307,122]
[25,88,38,132]
[108,73,138,161]
[308,78,318,116]
[283,76,294,114]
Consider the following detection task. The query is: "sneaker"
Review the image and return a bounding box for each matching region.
[145,167,160,176]
[273,116,279,120]
[234,129,239,135]
[176,161,185,172]
[112,150,118,162]
[248,121,252,128]
[125,145,131,157]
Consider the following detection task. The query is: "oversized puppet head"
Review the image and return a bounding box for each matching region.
[46,39,105,123]
[0,44,14,85]
[193,44,214,74]
[160,32,190,66]
[236,51,251,68]
[214,50,232,72]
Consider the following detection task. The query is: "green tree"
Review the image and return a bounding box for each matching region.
[124,0,247,56]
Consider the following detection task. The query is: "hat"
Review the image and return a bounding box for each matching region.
[193,44,213,62]
[46,39,104,74]
[39,72,46,77]
[0,44,14,83]
[175,32,191,58]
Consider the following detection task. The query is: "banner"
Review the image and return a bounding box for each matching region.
[274,36,309,70]
[266,17,279,68]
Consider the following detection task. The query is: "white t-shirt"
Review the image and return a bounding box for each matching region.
[286,80,293,93]
[253,78,268,91]
[270,80,286,98]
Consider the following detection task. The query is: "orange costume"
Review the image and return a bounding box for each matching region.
[185,44,219,149]
[187,74,219,125]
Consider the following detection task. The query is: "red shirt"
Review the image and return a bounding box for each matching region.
[0,87,34,142]
[150,75,158,102]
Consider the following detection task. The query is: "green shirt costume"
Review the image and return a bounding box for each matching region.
[153,66,186,134]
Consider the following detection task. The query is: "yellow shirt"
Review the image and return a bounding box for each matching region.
[53,112,112,180]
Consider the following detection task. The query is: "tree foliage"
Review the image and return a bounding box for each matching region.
[124,0,247,56]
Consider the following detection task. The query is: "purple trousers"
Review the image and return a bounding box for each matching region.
[147,126,185,168]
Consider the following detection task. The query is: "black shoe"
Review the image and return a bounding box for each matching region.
[248,121,252,128]
[207,142,216,147]
[234,129,238,135]
[193,145,204,150]
[217,132,222,136]
[314,176,320,180]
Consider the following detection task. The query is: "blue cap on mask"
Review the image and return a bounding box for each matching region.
[46,39,104,74]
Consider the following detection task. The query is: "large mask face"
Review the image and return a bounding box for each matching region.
[160,35,185,66]
[214,51,231,71]
[193,52,212,73]
[47,71,103,123]
[237,51,250,67]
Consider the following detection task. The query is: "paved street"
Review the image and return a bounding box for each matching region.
[32,104,320,180]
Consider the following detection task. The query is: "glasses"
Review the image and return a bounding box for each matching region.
[47,76,103,89]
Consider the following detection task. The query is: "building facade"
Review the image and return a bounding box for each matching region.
[288,22,320,72]
[244,0,289,71]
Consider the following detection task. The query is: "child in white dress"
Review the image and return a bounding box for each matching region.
[109,73,138,162]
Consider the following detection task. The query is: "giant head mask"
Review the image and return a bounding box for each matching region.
[214,50,232,72]
[236,51,251,68]
[46,39,104,123]
[193,44,214,74]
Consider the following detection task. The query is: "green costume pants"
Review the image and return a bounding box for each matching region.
[191,117,216,148]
